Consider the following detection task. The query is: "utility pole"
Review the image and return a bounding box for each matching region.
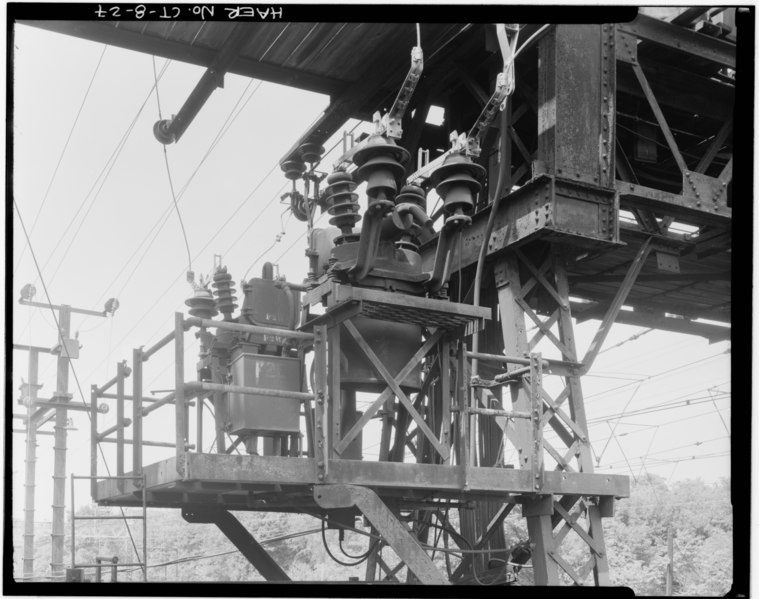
[21,349,43,578]
[15,291,115,580]
[50,305,71,579]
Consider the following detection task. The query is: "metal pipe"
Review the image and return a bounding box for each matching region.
[72,474,145,480]
[153,24,250,144]
[451,406,531,419]
[70,475,75,571]
[99,437,193,449]
[466,351,547,367]
[141,330,176,361]
[140,392,176,416]
[97,418,132,440]
[133,348,143,476]
[90,385,98,499]
[75,562,144,568]
[98,392,159,403]
[95,365,131,396]
[185,316,314,340]
[32,400,102,413]
[175,313,186,464]
[185,381,314,402]
[116,361,125,486]
[494,366,531,381]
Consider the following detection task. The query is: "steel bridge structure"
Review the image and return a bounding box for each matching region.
[22,8,736,586]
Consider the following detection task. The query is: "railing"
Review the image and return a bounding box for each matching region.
[70,474,147,582]
[90,313,315,492]
[89,311,547,494]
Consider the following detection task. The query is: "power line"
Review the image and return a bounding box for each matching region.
[153,55,192,274]
[14,44,108,276]
[12,199,145,576]
[94,78,265,308]
[41,59,173,288]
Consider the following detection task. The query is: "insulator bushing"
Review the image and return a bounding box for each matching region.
[325,170,361,240]
[353,135,410,202]
[299,142,325,165]
[281,159,306,181]
[212,266,238,319]
[185,288,218,319]
[395,184,427,210]
[430,153,486,215]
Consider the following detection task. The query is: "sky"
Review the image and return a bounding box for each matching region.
[8,14,731,563]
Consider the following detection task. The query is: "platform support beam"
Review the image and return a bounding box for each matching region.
[315,484,448,585]
[181,508,290,581]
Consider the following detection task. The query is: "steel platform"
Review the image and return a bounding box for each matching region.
[95,454,629,512]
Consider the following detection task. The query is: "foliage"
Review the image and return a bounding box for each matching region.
[11,476,732,593]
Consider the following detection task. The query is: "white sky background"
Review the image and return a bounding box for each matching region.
[9,20,731,532]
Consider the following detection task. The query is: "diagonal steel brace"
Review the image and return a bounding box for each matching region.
[314,484,449,585]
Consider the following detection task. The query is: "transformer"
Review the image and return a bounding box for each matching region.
[192,263,302,456]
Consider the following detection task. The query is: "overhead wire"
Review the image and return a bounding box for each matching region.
[13,44,108,276]
[153,55,193,275]
[41,59,173,289]
[13,199,145,577]
[87,78,265,311]
[84,110,360,382]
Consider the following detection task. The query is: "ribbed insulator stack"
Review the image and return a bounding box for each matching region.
[395,184,427,210]
[353,135,410,203]
[281,159,306,181]
[299,142,324,166]
[324,170,361,244]
[185,287,218,319]
[430,153,486,216]
[212,266,238,320]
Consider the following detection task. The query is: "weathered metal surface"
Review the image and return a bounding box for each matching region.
[538,25,616,189]
[617,13,736,69]
[618,181,732,224]
[93,454,629,504]
[306,282,489,335]
[315,485,448,585]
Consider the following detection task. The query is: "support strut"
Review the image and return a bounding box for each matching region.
[314,484,449,585]
[181,508,290,581]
